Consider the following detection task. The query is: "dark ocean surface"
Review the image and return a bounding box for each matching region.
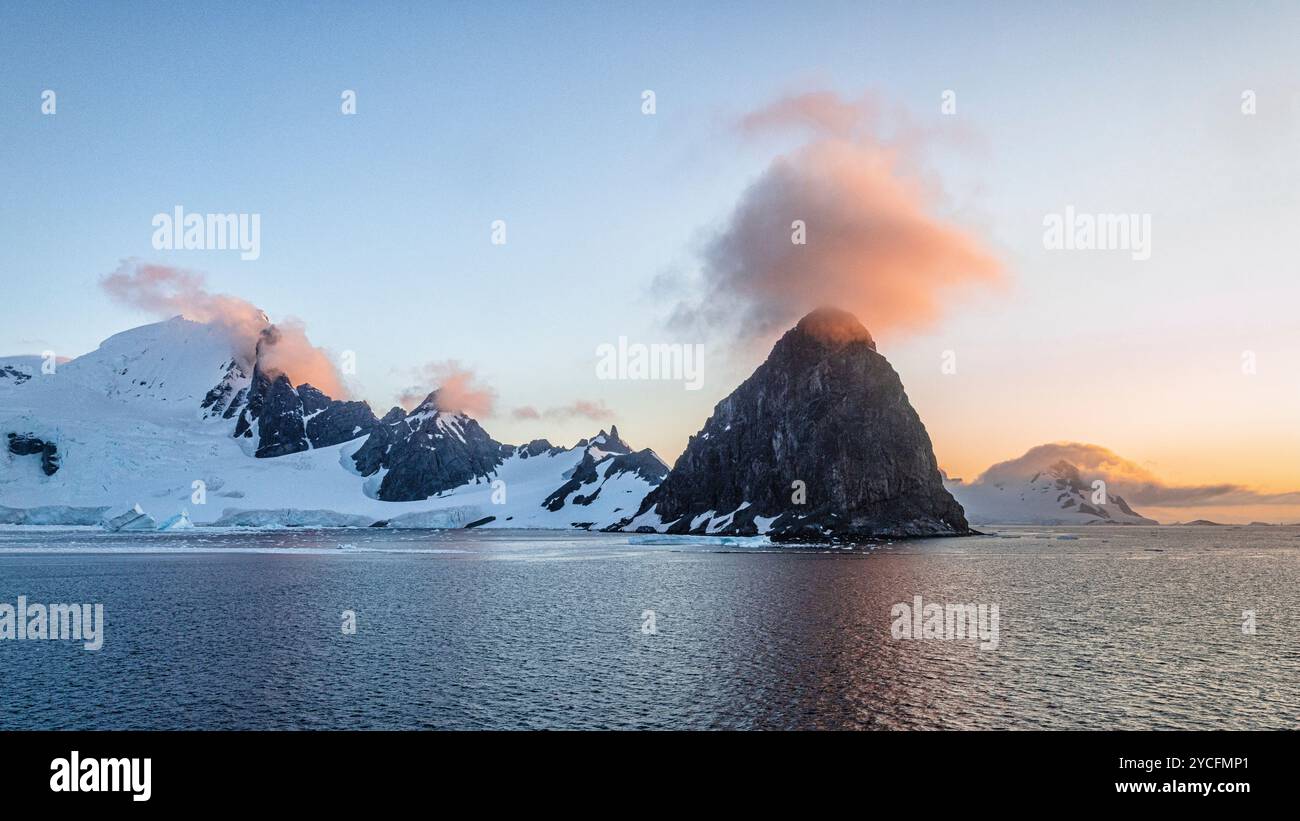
[0,525,1296,729]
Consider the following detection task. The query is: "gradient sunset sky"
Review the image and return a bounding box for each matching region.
[2,2,1299,521]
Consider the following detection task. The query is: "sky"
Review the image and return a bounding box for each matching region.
[2,1,1299,521]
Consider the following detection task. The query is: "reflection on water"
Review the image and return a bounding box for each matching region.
[0,525,1296,729]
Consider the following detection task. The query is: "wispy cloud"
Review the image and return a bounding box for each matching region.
[511,399,614,422]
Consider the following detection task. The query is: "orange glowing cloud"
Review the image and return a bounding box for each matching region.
[672,91,1003,348]
[398,360,497,418]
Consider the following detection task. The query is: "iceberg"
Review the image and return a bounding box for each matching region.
[628,534,772,547]
[101,504,157,532]
[156,510,196,531]
[384,506,486,529]
[0,505,111,526]
[212,508,375,528]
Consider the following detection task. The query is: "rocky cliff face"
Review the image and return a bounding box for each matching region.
[229,368,380,458]
[575,425,631,455]
[351,391,512,501]
[223,329,379,459]
[618,307,970,541]
[7,432,59,475]
[199,358,250,420]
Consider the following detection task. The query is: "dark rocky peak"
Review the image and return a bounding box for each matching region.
[243,373,306,458]
[350,396,509,502]
[406,390,440,416]
[296,383,332,416]
[518,438,557,459]
[305,397,379,452]
[615,308,968,542]
[230,362,377,458]
[602,448,669,486]
[585,425,631,455]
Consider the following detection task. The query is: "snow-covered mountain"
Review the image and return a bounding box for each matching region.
[946,459,1158,525]
[0,317,667,529]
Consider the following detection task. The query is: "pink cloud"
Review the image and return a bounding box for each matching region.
[673,91,1003,349]
[398,360,497,418]
[511,400,614,422]
[100,261,348,398]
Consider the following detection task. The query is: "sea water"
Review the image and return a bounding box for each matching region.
[0,525,1296,729]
